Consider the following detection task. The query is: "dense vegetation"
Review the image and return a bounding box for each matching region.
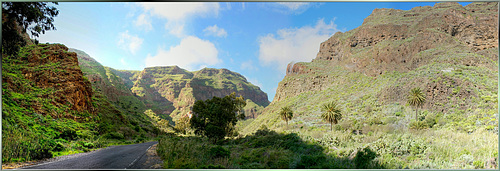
[156,126,386,169]
[2,2,497,170]
[1,44,161,164]
[190,93,246,143]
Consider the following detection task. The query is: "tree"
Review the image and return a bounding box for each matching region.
[279,106,293,125]
[174,116,191,135]
[189,92,246,143]
[407,87,426,121]
[321,101,342,131]
[2,2,59,55]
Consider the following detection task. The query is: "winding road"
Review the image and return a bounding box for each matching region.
[22,141,159,169]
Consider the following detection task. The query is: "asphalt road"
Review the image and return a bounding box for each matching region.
[22,141,158,169]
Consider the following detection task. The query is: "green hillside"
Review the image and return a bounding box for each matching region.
[238,2,498,169]
[2,44,161,164]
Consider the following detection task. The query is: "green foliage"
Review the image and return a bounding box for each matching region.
[174,116,191,134]
[279,106,293,125]
[2,2,59,38]
[354,146,378,169]
[2,2,59,55]
[407,87,426,121]
[409,120,427,130]
[190,92,246,143]
[473,160,484,169]
[2,44,160,163]
[156,130,342,169]
[208,146,230,158]
[321,101,343,131]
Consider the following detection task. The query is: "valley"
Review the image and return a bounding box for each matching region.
[2,1,498,169]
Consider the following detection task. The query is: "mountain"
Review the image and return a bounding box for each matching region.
[235,2,498,169]
[242,2,498,135]
[69,49,269,123]
[2,43,161,163]
[110,66,270,121]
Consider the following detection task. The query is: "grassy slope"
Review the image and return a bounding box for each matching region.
[237,3,498,169]
[2,45,161,164]
[70,48,165,138]
[2,44,99,162]
[238,43,498,169]
[112,66,269,123]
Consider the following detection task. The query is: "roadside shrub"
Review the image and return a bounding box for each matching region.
[105,132,124,140]
[208,146,230,158]
[354,146,377,169]
[82,142,95,148]
[296,154,326,168]
[201,164,225,169]
[53,141,65,151]
[60,129,77,140]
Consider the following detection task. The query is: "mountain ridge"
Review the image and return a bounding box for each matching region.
[69,49,270,122]
[244,2,498,135]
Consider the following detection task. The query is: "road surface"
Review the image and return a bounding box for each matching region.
[22,141,159,169]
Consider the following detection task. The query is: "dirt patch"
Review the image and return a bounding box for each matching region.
[141,144,163,169]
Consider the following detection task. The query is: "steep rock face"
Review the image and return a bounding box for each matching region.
[70,49,133,102]
[126,66,270,120]
[19,44,93,113]
[253,2,499,135]
[315,2,497,74]
[191,68,269,106]
[274,2,498,104]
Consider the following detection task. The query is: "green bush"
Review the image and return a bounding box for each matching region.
[208,146,230,158]
[105,132,124,140]
[354,146,377,169]
[53,142,65,151]
[201,164,225,169]
[473,160,484,169]
[410,120,427,130]
[60,129,77,140]
[296,154,326,168]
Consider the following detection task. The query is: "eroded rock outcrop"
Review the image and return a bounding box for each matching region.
[274,2,498,104]
[21,44,94,113]
[315,2,497,75]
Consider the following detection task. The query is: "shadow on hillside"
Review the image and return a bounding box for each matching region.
[227,128,386,169]
[157,129,387,169]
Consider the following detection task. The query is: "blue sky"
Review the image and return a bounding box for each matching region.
[38,2,472,102]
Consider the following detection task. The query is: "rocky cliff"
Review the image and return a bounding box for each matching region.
[70,49,134,102]
[3,44,94,115]
[117,66,270,121]
[275,2,498,104]
[244,2,498,135]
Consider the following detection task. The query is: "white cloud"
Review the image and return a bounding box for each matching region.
[120,58,128,66]
[145,36,220,71]
[241,60,257,70]
[138,2,220,38]
[134,13,153,31]
[271,2,312,14]
[258,19,338,71]
[247,77,263,88]
[277,2,310,11]
[165,22,186,37]
[118,30,143,54]
[139,2,220,21]
[203,25,228,38]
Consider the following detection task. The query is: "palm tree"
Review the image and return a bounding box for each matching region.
[407,87,426,121]
[279,106,293,125]
[321,101,342,131]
